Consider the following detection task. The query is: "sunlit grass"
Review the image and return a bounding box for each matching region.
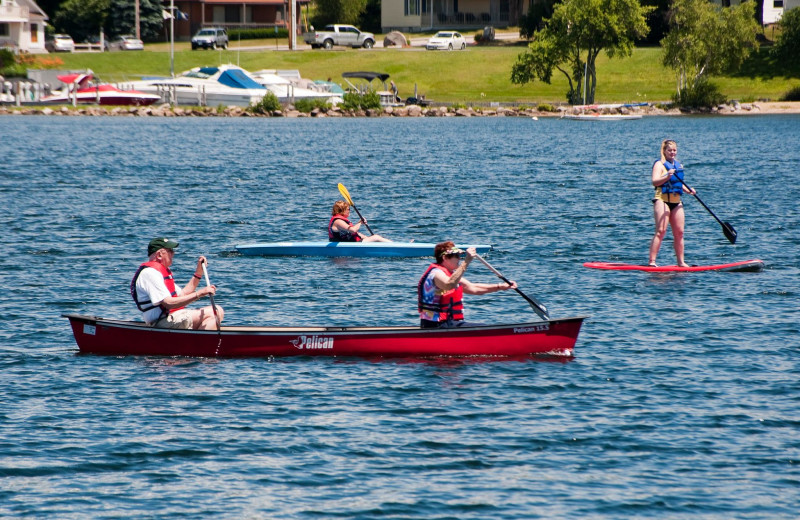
[53,43,798,104]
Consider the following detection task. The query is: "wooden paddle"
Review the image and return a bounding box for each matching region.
[337,183,374,235]
[673,171,737,244]
[475,255,550,321]
[201,261,221,332]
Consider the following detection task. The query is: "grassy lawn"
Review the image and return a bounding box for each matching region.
[50,42,799,104]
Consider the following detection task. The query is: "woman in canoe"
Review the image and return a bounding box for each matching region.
[648,139,695,267]
[328,200,391,242]
[418,241,516,329]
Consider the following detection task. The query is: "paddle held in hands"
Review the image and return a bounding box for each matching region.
[337,183,374,235]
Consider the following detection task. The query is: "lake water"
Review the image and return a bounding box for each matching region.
[1,114,798,519]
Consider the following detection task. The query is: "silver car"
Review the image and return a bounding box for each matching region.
[191,27,228,50]
[45,34,75,53]
[106,35,144,51]
[426,31,466,51]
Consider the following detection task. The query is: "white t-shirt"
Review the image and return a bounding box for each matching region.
[135,267,183,324]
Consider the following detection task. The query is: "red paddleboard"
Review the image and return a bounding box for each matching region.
[583,259,764,272]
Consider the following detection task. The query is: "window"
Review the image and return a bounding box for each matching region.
[405,0,420,16]
[0,23,9,37]
[774,0,784,7]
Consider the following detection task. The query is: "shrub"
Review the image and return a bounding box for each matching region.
[340,90,380,111]
[536,103,555,112]
[672,81,726,108]
[772,7,800,70]
[228,27,288,40]
[249,92,282,114]
[780,85,800,101]
[294,97,332,113]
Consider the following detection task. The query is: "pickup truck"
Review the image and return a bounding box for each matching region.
[303,25,376,49]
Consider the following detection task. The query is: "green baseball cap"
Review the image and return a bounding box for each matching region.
[148,237,179,256]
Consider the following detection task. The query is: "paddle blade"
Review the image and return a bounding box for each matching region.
[722,222,737,244]
[337,183,354,206]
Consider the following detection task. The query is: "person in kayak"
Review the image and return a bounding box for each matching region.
[130,237,223,330]
[648,139,696,267]
[418,241,517,328]
[328,200,391,242]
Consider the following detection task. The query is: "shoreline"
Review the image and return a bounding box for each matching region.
[1,101,799,118]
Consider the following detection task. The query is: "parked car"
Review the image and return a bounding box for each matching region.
[45,34,75,53]
[426,31,466,51]
[302,24,375,49]
[105,35,144,51]
[191,27,228,50]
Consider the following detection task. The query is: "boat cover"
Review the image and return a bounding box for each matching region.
[217,69,265,90]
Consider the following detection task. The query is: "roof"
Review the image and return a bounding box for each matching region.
[17,0,48,20]
[341,72,390,83]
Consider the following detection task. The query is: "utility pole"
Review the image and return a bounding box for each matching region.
[135,0,140,40]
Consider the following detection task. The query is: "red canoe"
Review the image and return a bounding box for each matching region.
[63,313,586,359]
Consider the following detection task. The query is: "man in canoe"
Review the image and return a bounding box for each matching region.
[130,237,223,330]
[328,200,391,242]
[418,241,517,328]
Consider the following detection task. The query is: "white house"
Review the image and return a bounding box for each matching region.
[382,0,528,33]
[0,0,48,54]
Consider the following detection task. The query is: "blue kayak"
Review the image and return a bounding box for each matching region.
[235,242,493,258]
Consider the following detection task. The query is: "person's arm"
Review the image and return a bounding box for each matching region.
[461,279,518,295]
[163,256,217,310]
[433,258,472,292]
[333,219,361,234]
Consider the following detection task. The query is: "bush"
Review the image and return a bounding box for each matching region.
[536,103,555,112]
[228,27,288,40]
[294,97,332,113]
[249,92,282,113]
[340,90,380,111]
[780,84,800,101]
[672,81,726,108]
[772,7,800,70]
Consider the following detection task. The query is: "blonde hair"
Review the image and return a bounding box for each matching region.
[660,139,677,162]
[332,200,350,216]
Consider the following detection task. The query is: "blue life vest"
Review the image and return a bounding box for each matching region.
[660,159,684,195]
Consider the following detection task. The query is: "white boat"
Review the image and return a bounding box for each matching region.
[249,70,342,104]
[127,65,270,107]
[563,113,642,121]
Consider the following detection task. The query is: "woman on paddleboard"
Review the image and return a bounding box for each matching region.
[648,139,695,267]
[328,200,391,243]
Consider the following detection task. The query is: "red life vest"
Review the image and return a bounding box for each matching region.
[328,215,362,242]
[417,263,464,322]
[130,261,184,318]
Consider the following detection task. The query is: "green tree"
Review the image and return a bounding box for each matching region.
[772,6,800,71]
[661,0,759,96]
[312,0,369,27]
[511,0,651,104]
[106,0,163,41]
[52,0,109,42]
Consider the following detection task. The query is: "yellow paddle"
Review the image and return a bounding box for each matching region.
[337,183,374,235]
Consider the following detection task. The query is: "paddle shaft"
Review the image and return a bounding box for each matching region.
[475,255,550,320]
[201,262,221,331]
[671,170,737,244]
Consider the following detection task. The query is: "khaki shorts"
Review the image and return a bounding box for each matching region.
[152,309,193,330]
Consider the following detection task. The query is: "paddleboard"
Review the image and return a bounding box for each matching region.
[236,242,493,258]
[583,259,764,272]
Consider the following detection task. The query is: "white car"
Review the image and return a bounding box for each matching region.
[106,36,144,51]
[426,31,466,51]
[45,34,75,53]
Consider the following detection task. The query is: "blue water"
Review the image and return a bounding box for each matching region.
[1,115,798,519]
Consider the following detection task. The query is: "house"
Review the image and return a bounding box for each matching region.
[381,0,530,32]
[715,0,799,24]
[0,0,47,53]
[169,0,310,41]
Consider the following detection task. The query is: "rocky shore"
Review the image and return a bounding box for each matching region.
[1,101,798,117]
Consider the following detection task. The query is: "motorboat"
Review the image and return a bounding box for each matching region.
[127,65,271,107]
[342,71,407,107]
[64,313,586,358]
[235,241,493,258]
[34,73,161,106]
[248,69,342,104]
